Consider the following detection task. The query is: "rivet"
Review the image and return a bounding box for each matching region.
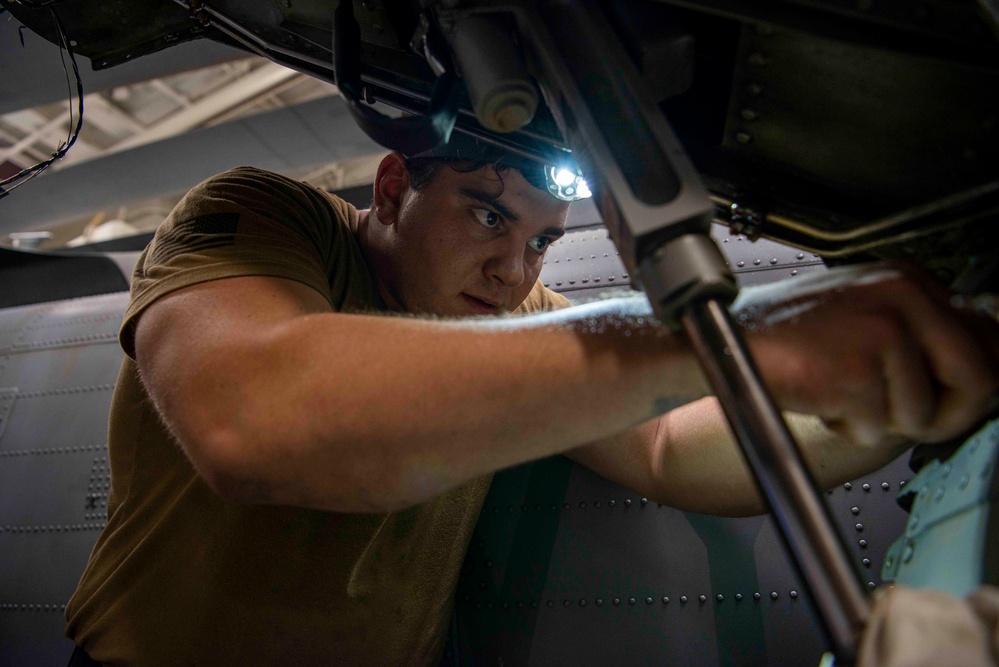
[485,560,493,568]
[863,558,872,567]
[796,253,805,260]
[613,598,621,606]
[563,503,570,510]
[960,474,970,489]
[942,464,952,478]
[844,483,852,490]
[935,487,945,502]
[579,502,587,509]
[753,259,761,266]
[628,597,636,605]
[596,598,604,606]
[736,132,753,145]
[769,258,778,265]
[855,523,863,532]
[680,596,688,603]
[862,483,871,492]
[646,597,654,605]
[748,52,768,66]
[640,497,648,507]
[547,600,554,608]
[737,261,745,268]
[502,602,509,609]
[770,592,778,600]
[882,482,891,491]
[903,545,915,563]
[753,592,761,600]
[517,601,524,608]
[909,515,920,529]
[608,500,616,507]
[716,594,724,603]
[662,596,670,604]
[867,582,876,590]
[790,591,798,599]
[746,83,764,96]
[624,499,632,507]
[740,109,759,121]
[851,507,860,515]
[563,599,571,607]
[859,539,868,548]
[531,601,538,609]
[579,599,586,607]
[698,595,707,603]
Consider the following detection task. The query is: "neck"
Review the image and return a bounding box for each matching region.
[355,208,404,312]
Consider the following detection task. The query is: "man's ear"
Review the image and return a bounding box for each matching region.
[371,152,410,226]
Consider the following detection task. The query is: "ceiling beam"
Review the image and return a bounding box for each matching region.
[0,16,245,116]
[0,95,384,234]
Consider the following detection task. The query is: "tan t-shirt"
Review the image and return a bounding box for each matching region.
[64,166,571,666]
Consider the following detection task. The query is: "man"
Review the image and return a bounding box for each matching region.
[65,144,999,665]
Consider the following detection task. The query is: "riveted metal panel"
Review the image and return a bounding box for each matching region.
[882,418,999,597]
[0,530,102,603]
[540,223,827,305]
[454,453,914,666]
[0,605,76,667]
[0,293,125,667]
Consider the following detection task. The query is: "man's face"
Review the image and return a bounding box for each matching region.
[381,163,569,317]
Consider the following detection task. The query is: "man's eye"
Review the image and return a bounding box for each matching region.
[472,208,500,229]
[527,236,552,254]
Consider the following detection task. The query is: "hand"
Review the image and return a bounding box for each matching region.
[737,262,999,446]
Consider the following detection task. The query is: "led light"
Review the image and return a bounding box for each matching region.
[554,168,576,187]
[545,165,592,202]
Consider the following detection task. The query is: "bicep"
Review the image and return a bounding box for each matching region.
[134,275,333,433]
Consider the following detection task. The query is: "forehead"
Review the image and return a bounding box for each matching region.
[424,163,570,226]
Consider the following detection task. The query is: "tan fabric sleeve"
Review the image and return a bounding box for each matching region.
[120,166,356,358]
[513,281,574,315]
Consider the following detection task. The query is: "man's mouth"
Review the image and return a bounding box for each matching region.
[462,293,502,315]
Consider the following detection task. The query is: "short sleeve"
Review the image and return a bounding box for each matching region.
[120,167,363,358]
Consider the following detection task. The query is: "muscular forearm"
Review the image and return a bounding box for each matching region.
[578,398,912,517]
[143,291,708,512]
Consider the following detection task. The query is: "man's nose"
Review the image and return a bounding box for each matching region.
[486,243,526,287]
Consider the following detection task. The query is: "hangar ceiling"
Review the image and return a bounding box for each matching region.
[0,14,386,248]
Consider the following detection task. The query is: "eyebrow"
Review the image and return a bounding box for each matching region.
[460,187,519,221]
[459,187,566,238]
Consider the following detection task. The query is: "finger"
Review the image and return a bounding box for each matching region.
[887,283,999,440]
[882,325,938,439]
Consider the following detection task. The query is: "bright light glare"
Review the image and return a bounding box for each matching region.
[554,168,576,187]
[577,179,592,198]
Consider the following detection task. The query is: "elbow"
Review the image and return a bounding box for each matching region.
[177,421,282,505]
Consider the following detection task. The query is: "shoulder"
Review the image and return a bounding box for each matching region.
[513,282,573,315]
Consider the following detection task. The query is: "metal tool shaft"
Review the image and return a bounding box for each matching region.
[681,297,870,663]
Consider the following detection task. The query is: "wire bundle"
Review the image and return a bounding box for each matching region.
[0,7,84,201]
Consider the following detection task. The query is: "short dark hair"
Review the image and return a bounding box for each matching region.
[404,157,548,194]
[404,131,550,194]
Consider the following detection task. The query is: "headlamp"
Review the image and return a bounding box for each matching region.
[545,165,592,202]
